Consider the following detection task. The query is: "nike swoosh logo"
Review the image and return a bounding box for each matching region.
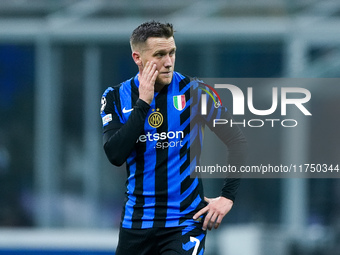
[122,107,134,113]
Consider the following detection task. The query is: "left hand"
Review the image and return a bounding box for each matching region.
[193,196,233,231]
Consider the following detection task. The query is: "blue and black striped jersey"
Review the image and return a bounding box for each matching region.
[101,71,247,229]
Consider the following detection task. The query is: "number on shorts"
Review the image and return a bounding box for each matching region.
[190,236,200,255]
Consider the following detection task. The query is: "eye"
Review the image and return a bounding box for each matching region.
[154,52,164,58]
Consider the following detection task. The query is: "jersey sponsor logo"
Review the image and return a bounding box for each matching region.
[136,130,185,149]
[122,107,134,113]
[102,114,112,125]
[136,131,184,143]
[100,96,107,114]
[148,109,163,128]
[173,95,186,111]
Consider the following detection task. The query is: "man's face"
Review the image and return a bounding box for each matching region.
[137,36,176,86]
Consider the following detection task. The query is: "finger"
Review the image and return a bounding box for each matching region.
[151,69,158,83]
[141,61,152,77]
[207,211,220,231]
[214,215,223,229]
[203,211,213,231]
[150,63,157,76]
[193,206,209,220]
[145,61,155,75]
[145,61,153,70]
[145,63,157,83]
[148,61,156,73]
[140,63,157,90]
[142,61,150,74]
[209,213,218,230]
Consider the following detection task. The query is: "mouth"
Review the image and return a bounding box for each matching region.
[160,71,172,76]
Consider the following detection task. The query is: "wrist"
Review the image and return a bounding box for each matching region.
[139,96,152,105]
[136,99,152,112]
[220,193,235,203]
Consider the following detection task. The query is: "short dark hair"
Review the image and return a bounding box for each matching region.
[130,21,174,50]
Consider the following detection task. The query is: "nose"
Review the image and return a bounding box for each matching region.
[164,54,173,68]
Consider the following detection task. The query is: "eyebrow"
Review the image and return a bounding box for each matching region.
[152,47,176,56]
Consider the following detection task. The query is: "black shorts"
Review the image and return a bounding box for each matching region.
[115,223,206,255]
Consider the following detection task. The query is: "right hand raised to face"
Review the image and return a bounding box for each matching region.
[138,61,158,105]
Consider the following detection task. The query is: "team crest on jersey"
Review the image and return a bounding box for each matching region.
[173,95,186,111]
[148,109,163,128]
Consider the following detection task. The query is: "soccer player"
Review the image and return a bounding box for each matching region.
[100,21,247,255]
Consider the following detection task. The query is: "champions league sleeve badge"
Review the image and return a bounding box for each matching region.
[100,96,107,114]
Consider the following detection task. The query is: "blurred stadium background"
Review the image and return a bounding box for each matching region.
[0,0,340,254]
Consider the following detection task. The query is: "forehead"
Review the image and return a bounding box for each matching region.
[143,37,176,52]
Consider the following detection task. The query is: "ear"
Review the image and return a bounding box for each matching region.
[132,51,143,67]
